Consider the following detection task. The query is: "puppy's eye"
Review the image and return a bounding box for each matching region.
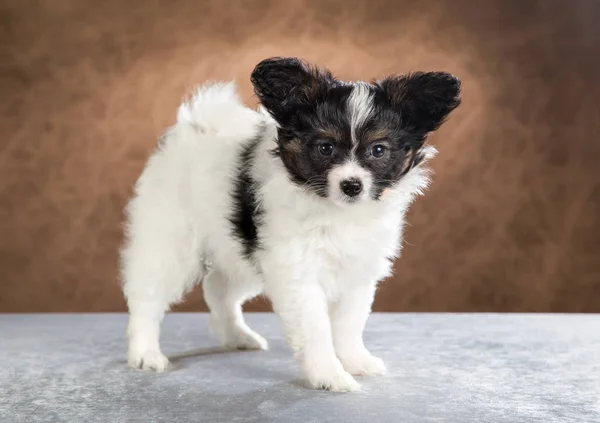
[319,143,334,156]
[371,144,387,158]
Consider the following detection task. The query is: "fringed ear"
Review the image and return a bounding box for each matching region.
[250,57,334,124]
[412,144,438,168]
[377,71,461,134]
[398,145,438,176]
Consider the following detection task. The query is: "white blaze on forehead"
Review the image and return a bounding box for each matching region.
[347,83,374,149]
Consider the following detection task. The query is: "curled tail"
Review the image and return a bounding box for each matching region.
[176,82,249,133]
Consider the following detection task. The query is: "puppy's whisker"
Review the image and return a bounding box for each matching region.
[375,179,400,185]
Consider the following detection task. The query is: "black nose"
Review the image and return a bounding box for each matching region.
[340,179,363,197]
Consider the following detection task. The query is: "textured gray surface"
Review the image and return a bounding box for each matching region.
[1,313,599,422]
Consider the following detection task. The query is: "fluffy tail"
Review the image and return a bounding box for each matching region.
[176,82,246,132]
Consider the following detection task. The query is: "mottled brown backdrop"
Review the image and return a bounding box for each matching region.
[1,0,599,312]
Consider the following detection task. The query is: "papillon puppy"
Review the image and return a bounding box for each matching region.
[121,57,461,391]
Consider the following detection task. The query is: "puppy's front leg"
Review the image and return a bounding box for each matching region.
[330,282,386,376]
[265,277,360,392]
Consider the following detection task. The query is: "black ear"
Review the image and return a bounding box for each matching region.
[378,72,461,134]
[250,57,333,123]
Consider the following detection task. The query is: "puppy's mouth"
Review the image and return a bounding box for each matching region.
[340,195,360,203]
[334,192,368,206]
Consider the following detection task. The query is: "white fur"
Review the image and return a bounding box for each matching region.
[121,82,434,391]
[328,159,373,204]
[347,82,374,151]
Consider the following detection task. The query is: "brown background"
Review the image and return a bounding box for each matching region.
[1,0,599,313]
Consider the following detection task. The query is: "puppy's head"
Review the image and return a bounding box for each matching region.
[251,57,461,205]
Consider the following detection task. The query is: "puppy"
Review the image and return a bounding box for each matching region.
[121,57,461,392]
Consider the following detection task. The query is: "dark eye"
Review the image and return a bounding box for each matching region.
[319,143,334,156]
[371,144,387,158]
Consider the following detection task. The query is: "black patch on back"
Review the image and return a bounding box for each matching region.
[229,129,264,259]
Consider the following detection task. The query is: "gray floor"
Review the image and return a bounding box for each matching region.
[1,313,599,422]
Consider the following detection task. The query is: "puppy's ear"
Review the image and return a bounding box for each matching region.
[251,57,333,123]
[377,72,461,134]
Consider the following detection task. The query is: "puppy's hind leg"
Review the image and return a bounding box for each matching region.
[203,270,268,350]
[121,213,203,372]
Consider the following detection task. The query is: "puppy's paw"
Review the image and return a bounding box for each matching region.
[339,353,386,376]
[304,360,361,392]
[128,348,170,372]
[223,328,269,351]
[210,315,269,351]
[309,369,361,392]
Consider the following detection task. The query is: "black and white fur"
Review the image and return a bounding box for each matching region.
[121,57,461,391]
